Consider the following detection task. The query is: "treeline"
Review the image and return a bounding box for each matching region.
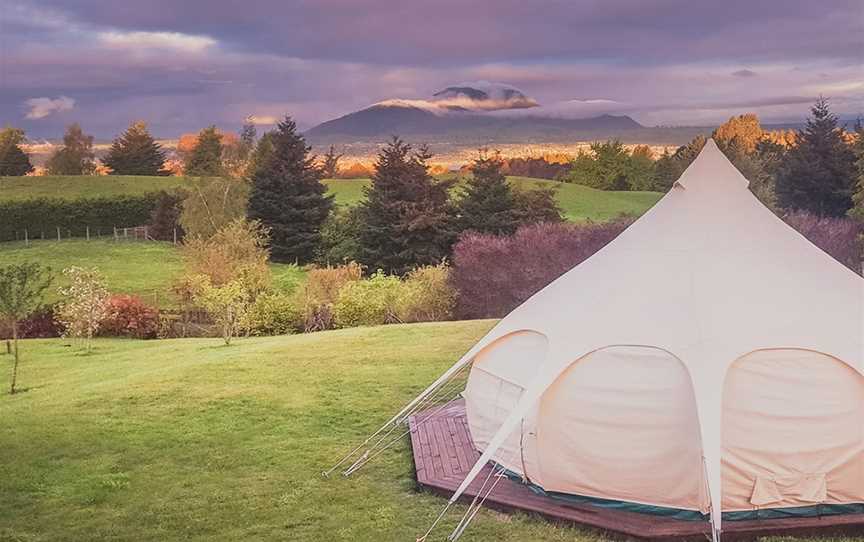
[559,100,864,221]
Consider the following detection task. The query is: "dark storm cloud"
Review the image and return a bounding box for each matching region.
[24,0,864,65]
[2,0,862,138]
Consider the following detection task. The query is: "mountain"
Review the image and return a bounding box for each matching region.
[304,102,644,144]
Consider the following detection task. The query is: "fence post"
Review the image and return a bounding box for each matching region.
[56,227,61,242]
[24,229,29,247]
[114,227,118,242]
[124,227,128,240]
[173,228,177,245]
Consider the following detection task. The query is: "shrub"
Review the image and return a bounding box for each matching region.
[181,218,271,292]
[512,186,564,225]
[0,305,63,339]
[397,263,456,323]
[451,219,632,319]
[293,262,362,331]
[333,271,404,328]
[0,194,162,242]
[188,275,251,345]
[99,294,160,339]
[315,206,363,265]
[180,178,249,240]
[148,189,187,241]
[783,210,863,274]
[244,292,299,336]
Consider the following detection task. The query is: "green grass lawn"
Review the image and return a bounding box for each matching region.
[0,323,855,542]
[0,239,305,308]
[324,177,661,222]
[2,175,662,223]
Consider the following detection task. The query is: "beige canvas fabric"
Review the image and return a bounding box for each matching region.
[432,139,864,533]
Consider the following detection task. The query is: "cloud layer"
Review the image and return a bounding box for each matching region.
[2,0,862,138]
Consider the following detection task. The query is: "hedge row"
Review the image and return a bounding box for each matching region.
[0,194,162,242]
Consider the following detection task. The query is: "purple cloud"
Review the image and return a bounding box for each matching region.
[2,0,862,138]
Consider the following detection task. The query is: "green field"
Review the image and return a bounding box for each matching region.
[0,239,305,307]
[0,175,190,201]
[0,323,852,542]
[1,175,662,223]
[325,177,661,222]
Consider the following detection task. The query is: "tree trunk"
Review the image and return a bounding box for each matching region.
[10,322,19,394]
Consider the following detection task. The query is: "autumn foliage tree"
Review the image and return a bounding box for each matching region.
[358,137,454,275]
[46,123,96,175]
[181,219,272,344]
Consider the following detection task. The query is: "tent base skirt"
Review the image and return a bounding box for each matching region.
[408,399,864,541]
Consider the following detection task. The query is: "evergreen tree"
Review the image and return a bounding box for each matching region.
[103,121,167,175]
[320,145,343,178]
[776,98,857,216]
[239,118,257,161]
[247,116,333,263]
[847,122,864,221]
[456,150,518,235]
[358,137,454,275]
[0,127,33,176]
[717,136,777,209]
[184,126,225,177]
[654,134,707,190]
[46,123,95,175]
[246,131,275,178]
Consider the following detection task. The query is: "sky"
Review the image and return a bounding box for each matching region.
[1,0,862,139]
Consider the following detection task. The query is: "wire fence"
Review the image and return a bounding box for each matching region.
[5,226,181,246]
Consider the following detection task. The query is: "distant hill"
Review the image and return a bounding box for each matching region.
[304,101,644,143]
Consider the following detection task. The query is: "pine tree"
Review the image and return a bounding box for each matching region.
[456,150,518,235]
[847,122,864,221]
[0,127,33,176]
[46,123,95,175]
[104,121,167,175]
[239,118,257,160]
[358,137,454,275]
[776,98,857,217]
[320,145,343,178]
[654,134,707,190]
[184,126,225,177]
[247,116,333,263]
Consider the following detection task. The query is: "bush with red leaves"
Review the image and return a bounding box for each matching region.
[0,305,64,340]
[451,219,632,319]
[783,211,863,275]
[99,294,160,339]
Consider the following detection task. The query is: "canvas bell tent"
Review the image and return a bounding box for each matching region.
[328,140,864,540]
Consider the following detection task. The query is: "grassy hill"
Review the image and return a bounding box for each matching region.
[0,239,305,308]
[0,323,845,542]
[0,175,189,201]
[1,175,662,223]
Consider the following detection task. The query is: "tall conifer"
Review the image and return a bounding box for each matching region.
[358,137,454,274]
[247,116,333,263]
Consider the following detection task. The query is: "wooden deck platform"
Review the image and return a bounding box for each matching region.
[407,399,864,541]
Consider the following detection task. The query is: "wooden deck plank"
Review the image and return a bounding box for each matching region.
[407,399,864,541]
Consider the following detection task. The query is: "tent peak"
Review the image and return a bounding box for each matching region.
[675,138,750,191]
